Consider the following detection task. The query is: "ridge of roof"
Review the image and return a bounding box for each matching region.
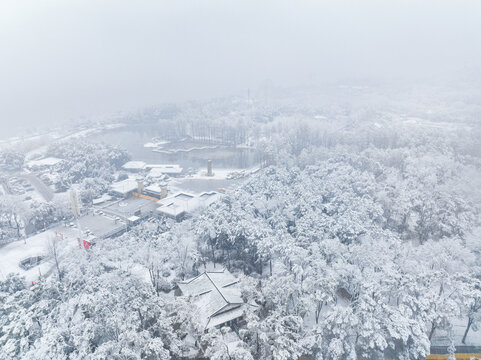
[178,268,228,285]
[205,271,229,304]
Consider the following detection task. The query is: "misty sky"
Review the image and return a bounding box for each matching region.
[1,0,481,134]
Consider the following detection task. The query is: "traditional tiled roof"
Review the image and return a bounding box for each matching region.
[178,269,244,329]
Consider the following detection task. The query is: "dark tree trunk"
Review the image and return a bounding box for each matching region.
[462,318,473,344]
[429,323,436,340]
[315,301,323,324]
[211,243,215,268]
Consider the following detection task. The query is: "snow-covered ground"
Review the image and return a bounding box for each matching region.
[432,317,481,347]
[20,123,127,161]
[152,145,220,154]
[164,167,258,194]
[399,116,473,132]
[188,166,260,180]
[144,140,170,148]
[189,168,239,180]
[0,134,46,151]
[0,231,56,283]
[169,177,232,194]
[0,225,87,283]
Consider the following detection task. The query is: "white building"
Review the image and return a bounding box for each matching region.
[177,269,245,330]
[26,157,62,170]
[144,184,168,199]
[198,191,220,206]
[146,164,183,176]
[110,178,138,198]
[92,194,112,205]
[155,191,220,221]
[121,161,147,172]
[127,215,141,226]
[155,192,195,220]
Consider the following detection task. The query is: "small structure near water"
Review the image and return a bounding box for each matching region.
[207,159,214,177]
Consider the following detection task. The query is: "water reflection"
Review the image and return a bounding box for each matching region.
[89,125,260,170]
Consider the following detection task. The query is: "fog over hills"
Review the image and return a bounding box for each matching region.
[1,0,481,133]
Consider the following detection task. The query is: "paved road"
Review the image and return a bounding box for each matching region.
[18,173,54,202]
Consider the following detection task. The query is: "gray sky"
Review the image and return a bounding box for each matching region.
[1,0,481,133]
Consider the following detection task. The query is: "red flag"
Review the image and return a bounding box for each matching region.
[83,240,91,250]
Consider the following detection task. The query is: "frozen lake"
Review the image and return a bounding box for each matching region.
[88,124,261,171]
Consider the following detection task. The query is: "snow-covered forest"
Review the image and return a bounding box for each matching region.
[1,82,481,359]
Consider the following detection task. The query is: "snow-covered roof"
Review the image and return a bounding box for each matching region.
[122,161,146,171]
[178,269,244,329]
[155,191,220,219]
[156,202,186,218]
[155,192,195,218]
[174,193,195,201]
[110,179,138,195]
[208,307,244,328]
[198,191,220,206]
[26,157,62,168]
[147,164,183,176]
[147,169,167,179]
[179,269,238,297]
[128,215,140,222]
[145,184,162,194]
[92,194,112,205]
